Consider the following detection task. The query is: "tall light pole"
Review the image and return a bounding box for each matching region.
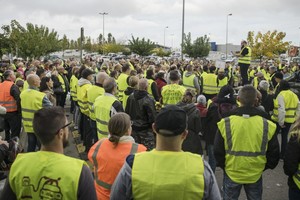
[226,13,232,59]
[181,0,185,60]
[164,26,168,47]
[99,12,108,54]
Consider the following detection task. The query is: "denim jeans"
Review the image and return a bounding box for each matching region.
[223,173,262,200]
[289,188,300,200]
[207,144,216,172]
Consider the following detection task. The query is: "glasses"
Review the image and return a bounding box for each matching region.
[56,122,72,134]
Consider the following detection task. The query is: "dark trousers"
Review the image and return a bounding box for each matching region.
[289,188,300,200]
[239,63,250,86]
[27,133,40,152]
[4,112,22,140]
[276,122,292,159]
[70,97,75,113]
[56,92,67,108]
[86,119,98,152]
[203,93,217,101]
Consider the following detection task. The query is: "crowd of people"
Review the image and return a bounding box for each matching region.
[0,40,300,199]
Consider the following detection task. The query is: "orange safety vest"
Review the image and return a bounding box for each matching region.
[88,139,146,200]
[0,81,18,112]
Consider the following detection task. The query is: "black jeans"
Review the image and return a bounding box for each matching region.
[4,112,22,140]
[27,133,40,152]
[239,63,250,86]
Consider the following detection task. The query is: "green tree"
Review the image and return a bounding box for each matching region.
[84,36,92,52]
[128,36,155,56]
[0,25,11,57]
[182,32,193,56]
[247,30,290,59]
[183,32,210,58]
[151,48,171,57]
[61,34,69,57]
[103,43,125,53]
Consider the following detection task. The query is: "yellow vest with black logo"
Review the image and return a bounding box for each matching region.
[272,90,299,123]
[238,46,251,65]
[70,75,78,101]
[161,84,186,105]
[202,73,217,95]
[9,151,84,200]
[183,73,196,91]
[94,94,118,139]
[217,77,228,92]
[147,79,154,98]
[217,115,276,184]
[58,74,66,93]
[20,89,46,133]
[117,73,129,101]
[293,164,300,189]
[132,150,205,200]
[77,83,92,116]
[87,85,105,121]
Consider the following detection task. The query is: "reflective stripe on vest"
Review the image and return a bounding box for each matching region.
[77,83,92,116]
[91,139,139,190]
[117,73,129,101]
[94,95,118,139]
[202,73,218,94]
[87,85,105,121]
[20,89,45,133]
[293,165,300,189]
[132,150,205,199]
[238,46,251,64]
[0,81,18,112]
[58,74,66,92]
[217,77,228,92]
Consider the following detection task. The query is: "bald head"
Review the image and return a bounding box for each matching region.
[138,78,148,91]
[103,78,117,94]
[27,74,41,88]
[96,72,109,84]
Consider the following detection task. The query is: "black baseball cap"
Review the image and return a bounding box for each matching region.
[154,105,187,137]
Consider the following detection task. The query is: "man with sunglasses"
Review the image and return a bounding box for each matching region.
[1,106,97,200]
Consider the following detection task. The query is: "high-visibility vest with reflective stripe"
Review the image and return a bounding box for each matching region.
[161,84,186,105]
[238,46,251,64]
[122,91,130,110]
[88,139,146,200]
[94,95,118,139]
[202,73,218,94]
[117,73,129,101]
[70,75,78,101]
[293,164,300,189]
[132,150,205,199]
[217,115,276,184]
[183,73,196,91]
[20,89,46,133]
[272,90,299,123]
[87,85,105,121]
[9,151,84,200]
[253,77,259,89]
[77,83,92,116]
[249,69,255,78]
[0,81,18,112]
[147,79,154,98]
[58,73,66,92]
[217,77,228,92]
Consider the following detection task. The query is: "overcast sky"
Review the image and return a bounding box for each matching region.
[1,0,300,49]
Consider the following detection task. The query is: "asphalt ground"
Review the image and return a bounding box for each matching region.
[0,105,290,200]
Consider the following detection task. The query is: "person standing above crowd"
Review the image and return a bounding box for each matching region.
[235,40,252,85]
[111,105,221,200]
[0,70,21,141]
[1,106,97,200]
[215,85,279,200]
[88,113,146,200]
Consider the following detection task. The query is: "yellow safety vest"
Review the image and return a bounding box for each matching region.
[94,94,118,139]
[20,89,45,133]
[249,69,255,78]
[58,74,66,92]
[147,79,154,98]
[183,73,196,91]
[217,77,228,92]
[117,73,129,101]
[293,164,300,189]
[23,81,29,91]
[161,84,186,105]
[87,85,105,121]
[9,151,84,200]
[202,73,218,95]
[218,115,276,184]
[77,83,92,116]
[70,75,78,101]
[238,46,251,65]
[253,77,259,89]
[132,150,205,200]
[272,90,299,123]
[122,91,131,110]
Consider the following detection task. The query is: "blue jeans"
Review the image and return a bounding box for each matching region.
[223,173,262,200]
[207,144,216,172]
[289,188,300,200]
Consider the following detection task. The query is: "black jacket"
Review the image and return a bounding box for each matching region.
[125,90,156,131]
[214,106,280,170]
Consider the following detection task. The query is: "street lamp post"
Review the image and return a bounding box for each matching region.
[99,12,108,54]
[164,26,168,47]
[181,0,185,60]
[226,13,232,59]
